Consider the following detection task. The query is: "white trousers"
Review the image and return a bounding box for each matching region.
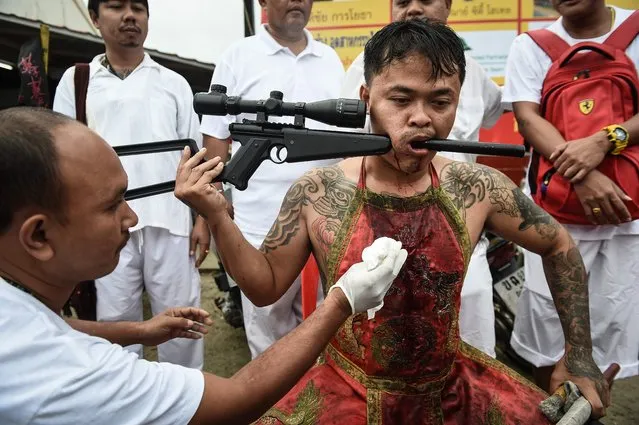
[242,234,495,359]
[242,274,325,359]
[459,236,496,357]
[96,227,203,370]
[511,235,639,379]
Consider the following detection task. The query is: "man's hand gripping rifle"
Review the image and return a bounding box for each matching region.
[121,85,525,200]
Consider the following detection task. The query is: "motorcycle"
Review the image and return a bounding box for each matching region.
[486,231,531,371]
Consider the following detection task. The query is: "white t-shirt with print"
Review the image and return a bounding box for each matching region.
[0,279,204,425]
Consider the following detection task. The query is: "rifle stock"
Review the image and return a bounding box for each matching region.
[213,124,391,190]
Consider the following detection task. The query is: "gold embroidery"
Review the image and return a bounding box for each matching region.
[432,186,471,353]
[260,381,323,425]
[316,352,326,366]
[371,316,437,371]
[326,344,449,395]
[371,320,395,370]
[363,186,438,212]
[366,391,446,425]
[433,186,472,269]
[486,398,507,425]
[366,389,383,425]
[432,397,445,425]
[324,188,366,361]
[325,190,365,292]
[459,342,548,396]
[336,315,365,359]
[254,417,279,425]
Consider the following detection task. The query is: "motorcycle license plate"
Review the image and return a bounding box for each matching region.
[494,267,525,314]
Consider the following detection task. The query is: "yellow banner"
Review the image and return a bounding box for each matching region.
[609,0,639,8]
[524,0,637,19]
[307,0,388,69]
[312,27,380,69]
[449,0,518,22]
[308,0,389,29]
[450,21,518,32]
[305,0,637,71]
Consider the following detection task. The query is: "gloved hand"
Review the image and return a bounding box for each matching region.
[329,237,408,318]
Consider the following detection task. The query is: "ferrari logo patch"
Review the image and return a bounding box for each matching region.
[578,99,595,115]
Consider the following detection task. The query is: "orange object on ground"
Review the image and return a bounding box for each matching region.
[301,254,320,319]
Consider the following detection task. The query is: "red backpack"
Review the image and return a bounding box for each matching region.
[526,11,639,225]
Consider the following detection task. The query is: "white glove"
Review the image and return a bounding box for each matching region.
[329,237,408,319]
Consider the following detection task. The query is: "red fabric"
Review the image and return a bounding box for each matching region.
[526,15,639,224]
[256,345,548,425]
[301,254,320,319]
[256,161,550,424]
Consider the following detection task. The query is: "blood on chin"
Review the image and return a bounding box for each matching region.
[385,150,434,175]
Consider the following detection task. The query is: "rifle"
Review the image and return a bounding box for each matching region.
[120,85,525,201]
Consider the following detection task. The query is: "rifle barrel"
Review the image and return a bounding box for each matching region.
[412,139,526,157]
[120,137,526,200]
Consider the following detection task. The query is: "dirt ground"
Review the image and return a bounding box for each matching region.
[145,269,638,424]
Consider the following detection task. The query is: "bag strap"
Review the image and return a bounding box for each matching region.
[605,9,639,51]
[74,63,90,125]
[526,29,571,62]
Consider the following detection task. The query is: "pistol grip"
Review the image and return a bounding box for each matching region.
[214,138,270,191]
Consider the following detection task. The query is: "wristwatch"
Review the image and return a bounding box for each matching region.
[603,124,629,155]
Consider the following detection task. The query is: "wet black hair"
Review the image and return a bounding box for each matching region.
[364,18,466,86]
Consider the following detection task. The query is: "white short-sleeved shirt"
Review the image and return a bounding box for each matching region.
[503,6,639,239]
[53,54,203,238]
[0,279,204,425]
[200,24,345,245]
[340,50,504,164]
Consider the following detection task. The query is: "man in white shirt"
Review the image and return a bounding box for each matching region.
[0,106,405,425]
[53,0,209,369]
[503,0,639,390]
[200,0,345,358]
[340,0,504,357]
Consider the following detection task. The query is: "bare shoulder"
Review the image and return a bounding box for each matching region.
[281,161,359,214]
[278,160,360,277]
[436,157,560,241]
[336,157,363,182]
[436,158,516,217]
[293,159,359,191]
[261,162,359,260]
[436,157,514,188]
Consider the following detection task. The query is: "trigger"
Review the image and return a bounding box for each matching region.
[269,146,288,164]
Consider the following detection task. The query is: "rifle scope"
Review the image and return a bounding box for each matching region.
[193,84,366,129]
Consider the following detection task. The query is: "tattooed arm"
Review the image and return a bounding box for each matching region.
[440,161,608,417]
[205,165,357,307]
[205,171,320,307]
[261,166,357,291]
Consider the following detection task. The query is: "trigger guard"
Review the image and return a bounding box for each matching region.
[269,145,288,164]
